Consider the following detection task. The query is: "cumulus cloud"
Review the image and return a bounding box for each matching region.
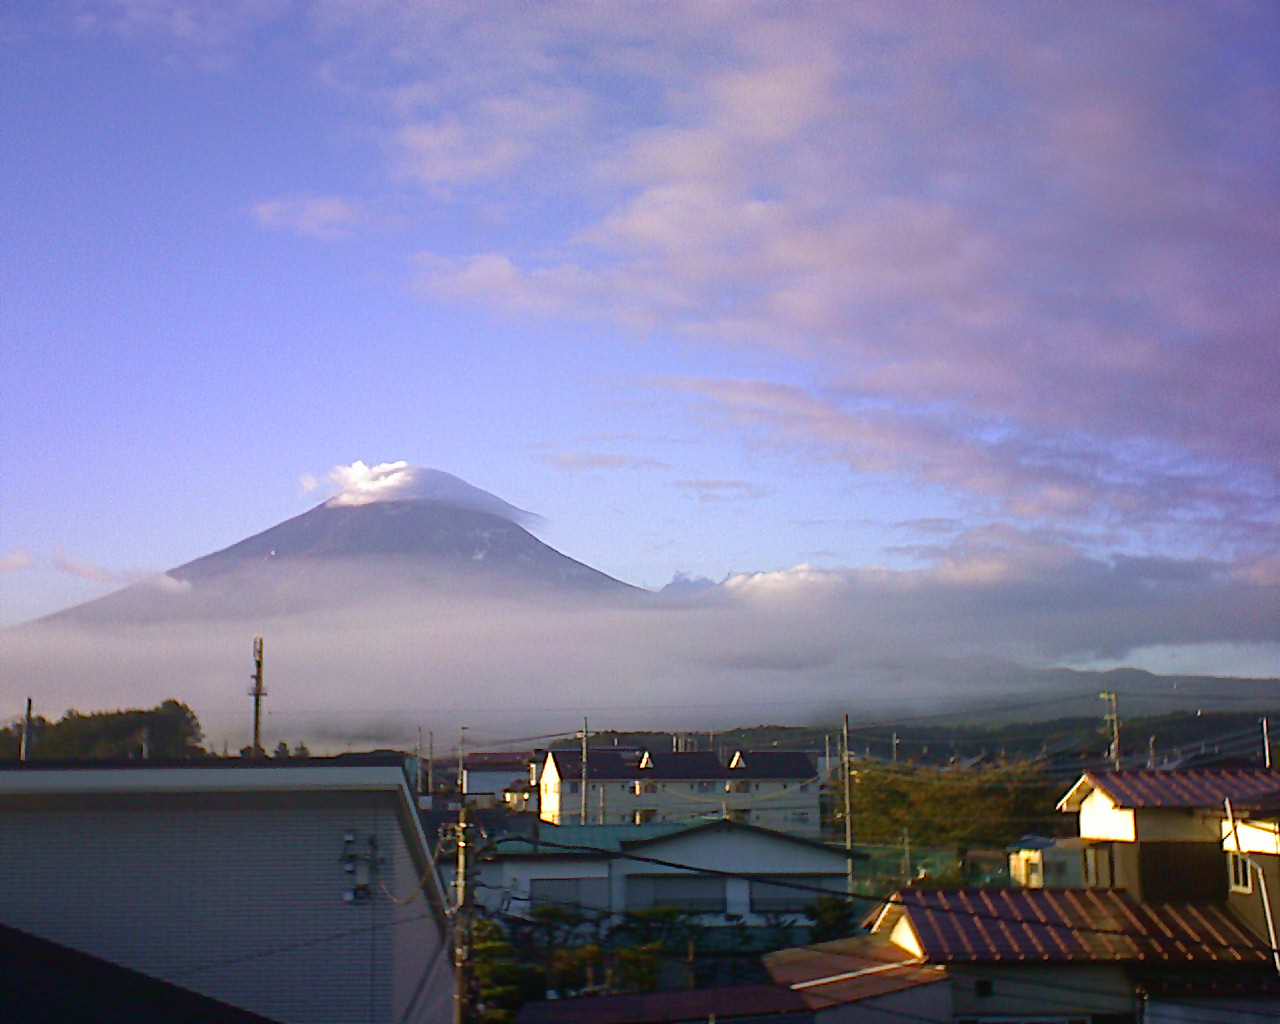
[251,196,362,240]
[0,550,33,573]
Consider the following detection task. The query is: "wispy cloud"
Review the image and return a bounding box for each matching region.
[52,550,131,585]
[674,479,769,502]
[318,3,1278,560]
[0,549,33,574]
[251,196,363,240]
[540,453,670,473]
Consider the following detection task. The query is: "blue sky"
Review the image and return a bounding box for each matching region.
[2,1,1277,684]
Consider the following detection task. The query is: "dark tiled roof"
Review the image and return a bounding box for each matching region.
[730,751,816,780]
[1078,769,1280,810]
[896,888,1269,965]
[0,921,281,1023]
[547,749,641,780]
[515,983,809,1023]
[640,751,727,779]
[465,751,532,768]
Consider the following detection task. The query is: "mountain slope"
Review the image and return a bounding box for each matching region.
[40,492,638,626]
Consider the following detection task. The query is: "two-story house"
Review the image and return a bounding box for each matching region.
[1056,768,1280,901]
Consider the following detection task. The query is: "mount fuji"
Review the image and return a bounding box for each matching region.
[40,467,638,626]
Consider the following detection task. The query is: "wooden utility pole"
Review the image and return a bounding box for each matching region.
[580,717,589,826]
[1264,717,1272,770]
[428,730,435,794]
[249,636,266,758]
[842,713,854,896]
[18,697,33,763]
[1099,691,1121,771]
[453,804,471,1024]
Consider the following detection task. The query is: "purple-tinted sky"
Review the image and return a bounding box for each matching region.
[2,2,1277,682]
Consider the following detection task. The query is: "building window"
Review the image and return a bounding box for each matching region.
[749,875,843,913]
[529,877,609,912]
[568,781,579,794]
[628,875,727,913]
[1230,852,1253,893]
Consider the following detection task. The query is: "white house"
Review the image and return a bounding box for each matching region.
[537,747,820,836]
[474,819,852,930]
[0,756,454,1024]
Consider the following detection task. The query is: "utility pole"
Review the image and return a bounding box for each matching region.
[417,726,424,797]
[249,636,266,758]
[453,804,471,1024]
[891,732,899,764]
[1099,691,1121,771]
[1264,717,1273,770]
[18,697,33,763]
[457,726,467,798]
[842,713,854,896]
[428,730,435,794]
[580,717,589,826]
[1147,735,1156,770]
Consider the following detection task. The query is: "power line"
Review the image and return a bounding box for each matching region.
[496,834,1278,957]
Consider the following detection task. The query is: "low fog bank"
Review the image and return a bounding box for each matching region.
[3,545,1277,753]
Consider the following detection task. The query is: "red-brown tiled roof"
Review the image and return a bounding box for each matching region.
[1077,769,1280,810]
[896,888,1269,965]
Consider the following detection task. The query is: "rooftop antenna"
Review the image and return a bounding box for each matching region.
[249,636,267,758]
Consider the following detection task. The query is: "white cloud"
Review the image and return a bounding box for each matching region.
[320,460,537,522]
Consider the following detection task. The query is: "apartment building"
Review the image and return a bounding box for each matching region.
[537,747,820,836]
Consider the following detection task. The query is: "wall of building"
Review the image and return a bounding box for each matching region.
[1146,995,1280,1023]
[949,964,1134,1018]
[609,826,847,927]
[539,754,820,835]
[813,980,951,1023]
[1079,788,1137,841]
[0,789,449,1024]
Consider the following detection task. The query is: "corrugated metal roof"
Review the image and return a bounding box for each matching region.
[516,983,809,1023]
[897,888,1270,965]
[1085,769,1280,810]
[764,935,945,1009]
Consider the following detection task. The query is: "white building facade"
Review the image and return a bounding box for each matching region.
[537,748,821,837]
[0,758,454,1024]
